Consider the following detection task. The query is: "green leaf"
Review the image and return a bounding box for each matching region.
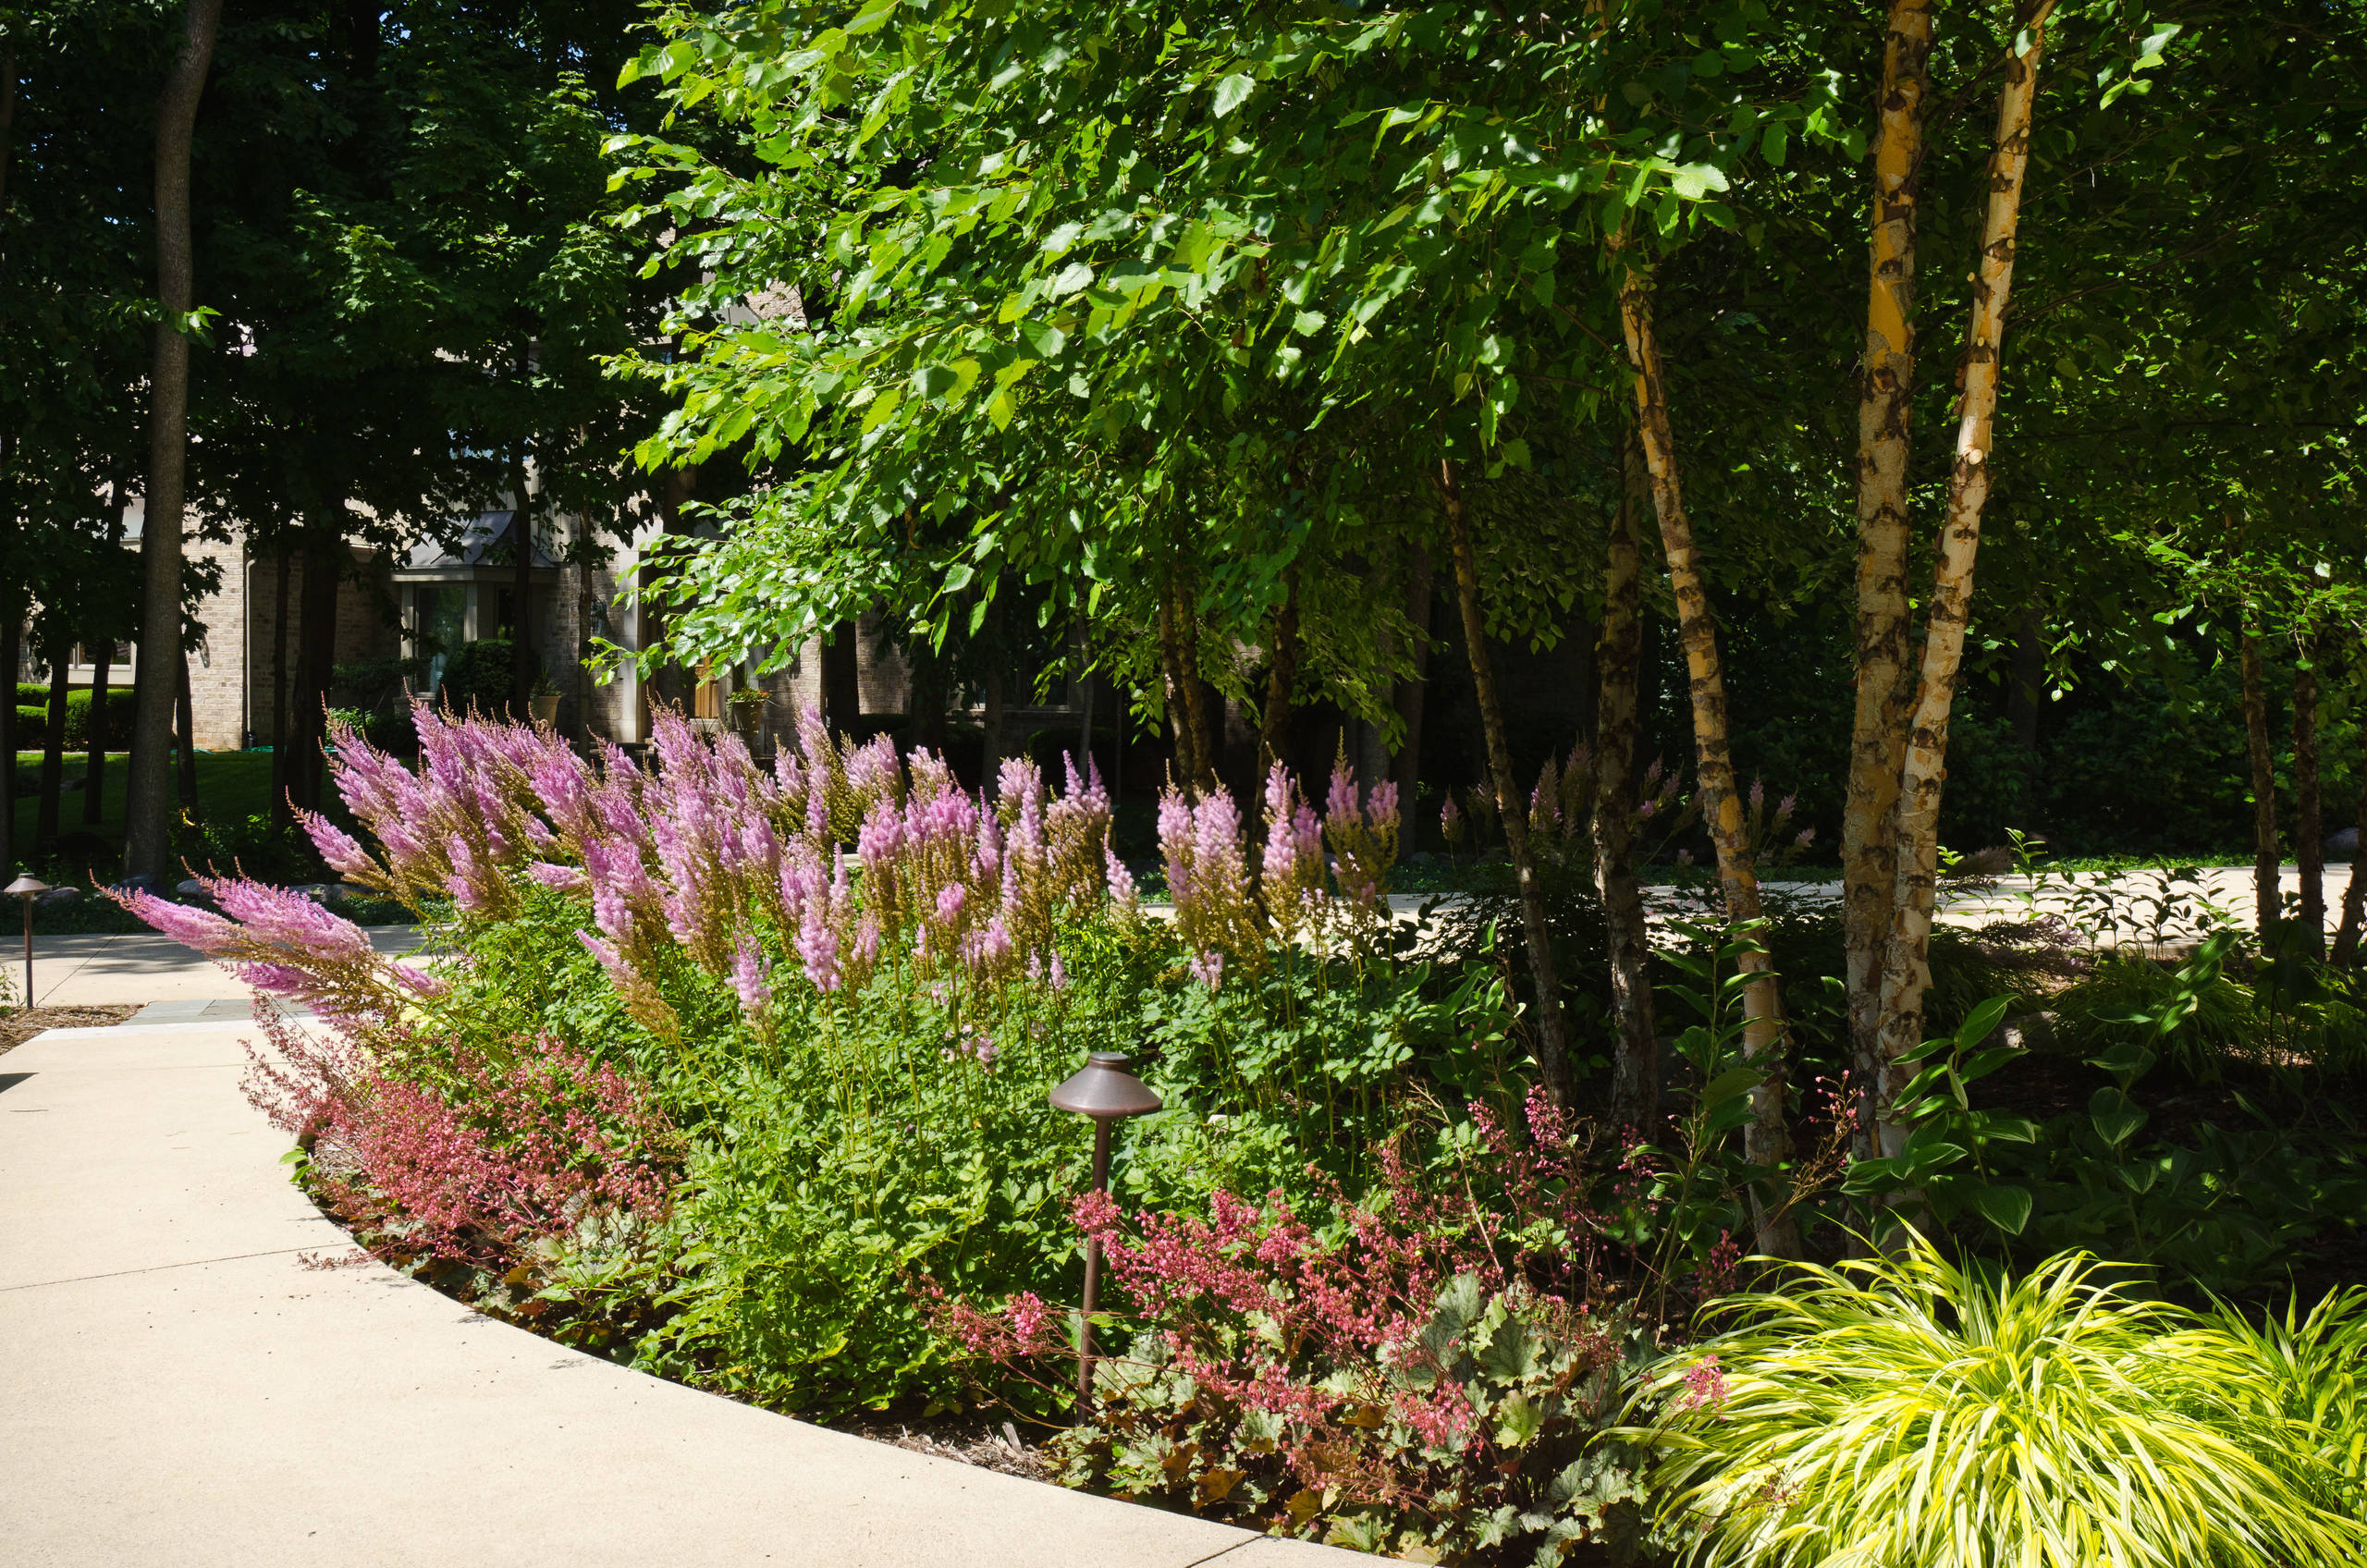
[2089,1087,2147,1146]
[1965,1182,2033,1235]
[1049,263,1096,300]
[1956,996,2013,1048]
[1211,73,1256,118]
[1700,1065,1762,1109]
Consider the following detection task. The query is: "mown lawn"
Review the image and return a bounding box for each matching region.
[11,750,280,853]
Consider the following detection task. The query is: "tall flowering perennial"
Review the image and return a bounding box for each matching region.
[1157,763,1405,982]
[243,704,1134,1031]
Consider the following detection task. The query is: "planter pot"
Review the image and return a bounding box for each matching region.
[531,694,561,726]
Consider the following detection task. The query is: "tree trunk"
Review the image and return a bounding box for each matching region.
[268,547,291,827]
[509,450,535,718]
[83,641,112,827]
[1259,568,1301,770]
[35,640,68,861]
[1392,546,1434,795]
[175,649,199,815]
[1617,269,1797,1256]
[1173,596,1217,795]
[980,670,1005,799]
[1842,0,1935,1158]
[1872,4,2057,1149]
[2293,653,2324,955]
[1156,593,1198,794]
[288,518,341,816]
[124,0,222,886]
[84,483,130,827]
[2003,606,2045,832]
[1437,456,1574,1109]
[1596,435,1656,1130]
[819,621,860,736]
[2334,769,2367,966]
[0,47,17,213]
[0,596,18,876]
[2240,626,2279,942]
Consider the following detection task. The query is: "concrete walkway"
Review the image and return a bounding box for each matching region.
[20,925,423,1007]
[0,1020,1354,1567]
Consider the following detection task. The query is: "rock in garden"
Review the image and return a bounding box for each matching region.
[33,887,81,910]
[2326,826,2359,858]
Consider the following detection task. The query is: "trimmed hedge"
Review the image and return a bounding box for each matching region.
[13,684,138,749]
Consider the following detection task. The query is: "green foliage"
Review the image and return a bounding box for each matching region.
[409,881,1514,1415]
[1637,1243,2367,1568]
[1840,998,2041,1243]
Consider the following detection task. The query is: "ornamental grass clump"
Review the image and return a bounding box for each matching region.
[1636,1240,2367,1568]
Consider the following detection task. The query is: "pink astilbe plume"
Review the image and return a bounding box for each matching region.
[113,876,431,1030]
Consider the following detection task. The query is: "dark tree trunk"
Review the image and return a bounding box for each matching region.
[125,0,223,885]
[288,519,341,815]
[84,484,129,826]
[2240,626,2280,941]
[268,547,291,828]
[2294,653,2324,955]
[509,452,535,718]
[2335,769,2367,966]
[0,598,18,876]
[1156,593,1199,794]
[820,621,861,737]
[1597,437,1656,1129]
[981,671,1005,799]
[35,640,68,861]
[1392,546,1434,796]
[1437,456,1573,1108]
[83,644,112,826]
[2004,606,2044,831]
[1258,569,1300,772]
[175,650,198,815]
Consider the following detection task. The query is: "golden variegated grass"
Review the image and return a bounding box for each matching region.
[1631,1242,2366,1568]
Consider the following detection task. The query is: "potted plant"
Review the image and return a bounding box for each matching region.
[530,669,562,727]
[728,685,768,745]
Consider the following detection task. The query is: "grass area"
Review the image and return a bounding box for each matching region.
[11,750,278,853]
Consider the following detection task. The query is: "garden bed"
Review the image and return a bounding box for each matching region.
[113,708,2367,1565]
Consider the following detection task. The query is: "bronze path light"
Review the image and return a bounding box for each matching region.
[1048,1050,1161,1404]
[6,875,49,1011]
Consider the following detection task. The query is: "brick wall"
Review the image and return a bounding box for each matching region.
[240,546,401,746]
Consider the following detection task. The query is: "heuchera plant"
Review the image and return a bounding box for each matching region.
[947,1090,1666,1564]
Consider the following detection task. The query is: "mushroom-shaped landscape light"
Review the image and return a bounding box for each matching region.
[1049,1051,1162,1405]
[6,874,50,1011]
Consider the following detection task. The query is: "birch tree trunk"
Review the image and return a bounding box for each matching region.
[2241,625,2279,941]
[1596,435,1656,1130]
[1618,266,1798,1256]
[1437,456,1574,1108]
[1172,594,1218,795]
[125,0,222,885]
[2294,653,2324,955]
[1872,3,2057,1144]
[1843,0,1935,1158]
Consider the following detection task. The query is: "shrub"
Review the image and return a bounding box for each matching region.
[11,684,135,749]
[1637,1242,2367,1568]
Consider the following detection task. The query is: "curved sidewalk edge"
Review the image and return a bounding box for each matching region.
[0,1023,1361,1568]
